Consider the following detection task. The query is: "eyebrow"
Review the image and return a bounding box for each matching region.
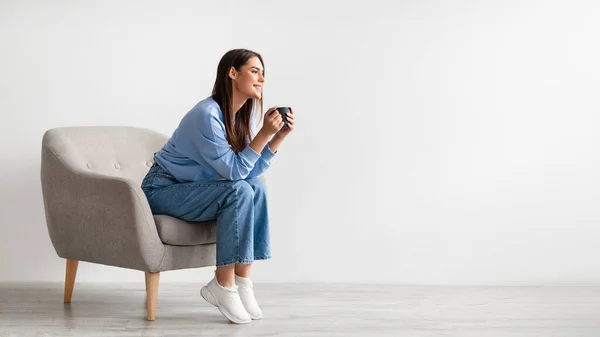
[250,66,264,72]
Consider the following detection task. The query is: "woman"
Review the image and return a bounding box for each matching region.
[141,48,294,324]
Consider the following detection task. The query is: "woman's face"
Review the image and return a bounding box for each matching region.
[230,56,265,100]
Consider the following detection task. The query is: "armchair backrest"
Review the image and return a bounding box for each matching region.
[41,126,169,183]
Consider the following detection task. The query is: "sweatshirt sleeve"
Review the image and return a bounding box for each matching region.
[183,107,262,181]
[247,143,276,178]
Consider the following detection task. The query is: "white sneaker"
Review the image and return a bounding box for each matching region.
[235,275,263,320]
[200,276,251,324]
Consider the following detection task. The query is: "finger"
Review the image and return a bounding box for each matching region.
[266,106,278,115]
[269,111,281,121]
[290,107,294,115]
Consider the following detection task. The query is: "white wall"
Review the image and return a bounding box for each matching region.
[1,0,599,285]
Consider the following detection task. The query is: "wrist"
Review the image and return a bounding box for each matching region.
[257,129,273,139]
[272,132,285,140]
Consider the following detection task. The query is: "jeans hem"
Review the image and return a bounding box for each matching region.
[216,255,272,267]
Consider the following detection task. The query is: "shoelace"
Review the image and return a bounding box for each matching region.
[225,286,244,305]
[239,282,254,290]
[238,283,257,306]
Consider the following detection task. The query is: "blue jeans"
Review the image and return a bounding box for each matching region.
[141,163,271,267]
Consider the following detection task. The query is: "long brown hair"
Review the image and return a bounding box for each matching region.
[211,49,264,153]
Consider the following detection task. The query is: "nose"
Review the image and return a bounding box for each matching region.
[258,73,265,82]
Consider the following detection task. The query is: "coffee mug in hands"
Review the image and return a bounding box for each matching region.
[275,107,291,128]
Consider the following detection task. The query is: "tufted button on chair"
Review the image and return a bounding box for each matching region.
[40,126,252,321]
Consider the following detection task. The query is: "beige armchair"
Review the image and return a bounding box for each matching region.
[40,126,220,321]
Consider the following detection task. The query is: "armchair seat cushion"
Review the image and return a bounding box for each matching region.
[154,215,217,246]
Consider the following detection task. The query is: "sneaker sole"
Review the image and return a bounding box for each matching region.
[200,286,251,324]
[249,313,262,320]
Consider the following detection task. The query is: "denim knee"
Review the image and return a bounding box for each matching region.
[244,178,266,195]
[230,180,254,201]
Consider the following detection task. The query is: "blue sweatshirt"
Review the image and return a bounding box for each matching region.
[154,96,276,182]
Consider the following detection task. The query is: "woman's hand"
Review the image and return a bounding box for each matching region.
[266,107,295,153]
[260,106,285,136]
[274,107,295,139]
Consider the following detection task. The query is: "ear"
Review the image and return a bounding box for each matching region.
[228,66,237,80]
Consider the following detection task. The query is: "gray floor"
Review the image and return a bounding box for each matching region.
[1,283,599,337]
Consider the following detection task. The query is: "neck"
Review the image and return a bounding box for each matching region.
[231,90,248,115]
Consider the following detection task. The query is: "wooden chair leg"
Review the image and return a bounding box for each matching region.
[145,272,160,321]
[64,259,79,303]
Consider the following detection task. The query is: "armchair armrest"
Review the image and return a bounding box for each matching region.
[41,144,166,272]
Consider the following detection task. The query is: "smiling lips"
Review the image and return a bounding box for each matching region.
[253,84,263,92]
